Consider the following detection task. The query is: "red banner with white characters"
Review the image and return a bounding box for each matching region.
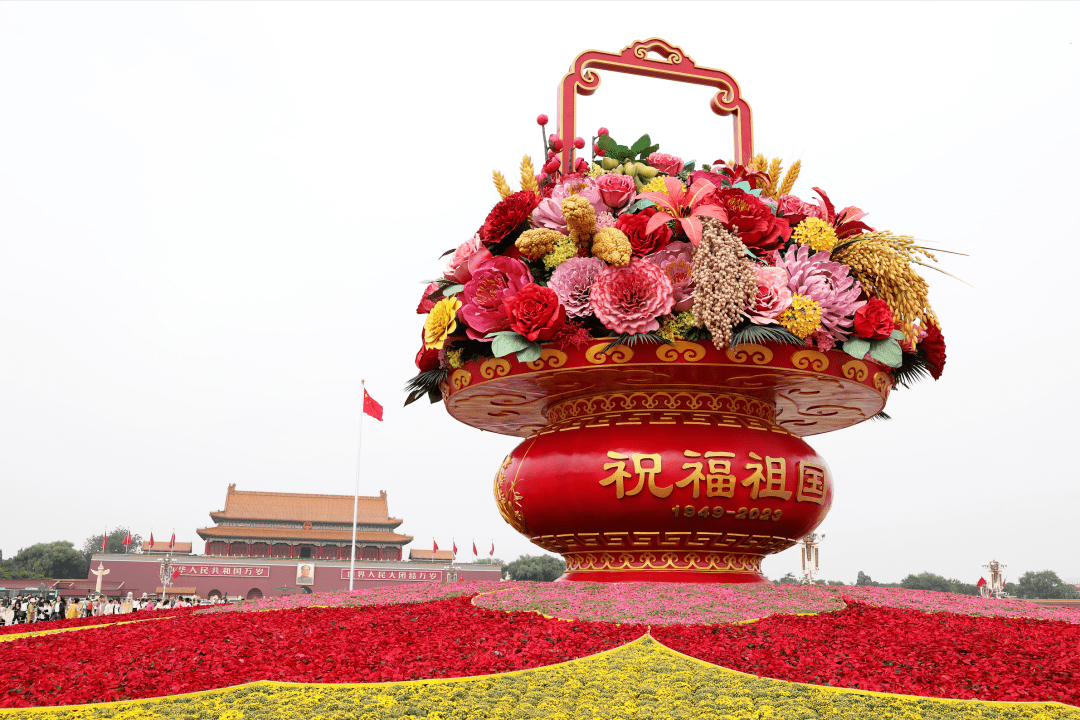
[175,564,271,578]
[340,568,443,582]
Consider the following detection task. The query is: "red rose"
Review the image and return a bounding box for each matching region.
[417,282,440,314]
[921,322,946,379]
[479,191,539,245]
[502,283,566,342]
[616,207,673,257]
[714,187,791,253]
[853,298,894,339]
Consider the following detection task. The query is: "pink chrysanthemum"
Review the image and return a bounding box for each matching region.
[590,258,675,335]
[548,256,606,318]
[775,244,865,342]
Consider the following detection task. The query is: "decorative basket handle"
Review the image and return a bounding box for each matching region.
[557,38,754,173]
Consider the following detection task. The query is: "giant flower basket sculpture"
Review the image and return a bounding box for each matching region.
[409,39,948,583]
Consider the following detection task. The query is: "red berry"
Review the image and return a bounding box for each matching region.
[597,127,609,136]
[551,137,564,152]
[574,137,585,150]
[543,159,561,174]
[547,150,557,159]
[574,157,589,173]
[536,114,549,126]
[594,142,605,156]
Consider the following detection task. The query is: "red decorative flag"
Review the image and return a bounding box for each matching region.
[472,540,477,557]
[122,531,132,546]
[101,531,108,552]
[976,577,987,587]
[363,388,384,421]
[490,541,495,557]
[149,532,154,549]
[433,539,439,554]
[172,567,180,580]
[169,532,176,551]
[452,540,458,558]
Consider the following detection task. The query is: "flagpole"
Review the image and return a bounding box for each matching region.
[349,380,367,591]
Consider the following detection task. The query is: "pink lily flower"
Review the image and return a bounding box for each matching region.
[639,177,729,246]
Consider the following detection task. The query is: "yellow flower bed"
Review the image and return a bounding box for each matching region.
[0,617,169,644]
[3,637,1075,720]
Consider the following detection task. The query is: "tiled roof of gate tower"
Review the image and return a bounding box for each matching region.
[210,484,403,527]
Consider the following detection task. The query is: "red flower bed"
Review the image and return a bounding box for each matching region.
[0,607,196,636]
[0,596,640,708]
[652,601,1080,705]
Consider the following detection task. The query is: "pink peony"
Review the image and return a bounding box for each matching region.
[596,211,616,229]
[775,244,865,342]
[647,152,684,176]
[458,256,533,340]
[590,258,675,335]
[777,194,825,227]
[531,176,609,232]
[548,256,606,318]
[444,233,492,284]
[746,266,792,324]
[645,241,695,313]
[595,173,636,208]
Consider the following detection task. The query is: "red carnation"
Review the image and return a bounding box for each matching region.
[479,191,539,246]
[921,322,946,379]
[853,298,894,339]
[714,187,791,253]
[502,283,566,342]
[616,207,673,257]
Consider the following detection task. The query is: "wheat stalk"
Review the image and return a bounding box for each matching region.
[778,160,801,197]
[520,156,539,195]
[492,170,513,199]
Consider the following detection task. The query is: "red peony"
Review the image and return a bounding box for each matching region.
[502,283,566,342]
[459,255,533,340]
[417,282,440,314]
[714,187,791,253]
[415,345,440,372]
[921,322,946,379]
[852,298,894,339]
[479,191,539,245]
[616,207,673,257]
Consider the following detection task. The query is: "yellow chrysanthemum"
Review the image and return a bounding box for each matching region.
[778,294,823,339]
[542,234,579,270]
[658,312,696,343]
[423,297,461,350]
[639,176,671,194]
[792,217,839,252]
[445,348,464,368]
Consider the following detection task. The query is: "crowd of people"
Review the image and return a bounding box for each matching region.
[1,592,225,626]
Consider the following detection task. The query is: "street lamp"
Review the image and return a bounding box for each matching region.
[158,554,175,600]
[799,533,825,584]
[982,559,1007,599]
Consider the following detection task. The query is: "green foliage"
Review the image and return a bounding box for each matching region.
[856,570,878,586]
[472,557,504,567]
[843,331,903,368]
[893,349,932,389]
[1015,570,1080,599]
[597,133,658,164]
[490,331,542,362]
[504,554,566,582]
[730,323,804,348]
[599,331,670,355]
[2,540,90,580]
[899,571,978,595]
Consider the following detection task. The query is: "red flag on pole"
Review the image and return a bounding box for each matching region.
[490,541,495,557]
[452,540,458,558]
[976,577,987,587]
[472,541,477,557]
[101,530,108,552]
[433,539,439,554]
[172,567,180,580]
[122,531,132,547]
[149,532,154,550]
[363,388,384,421]
[169,532,176,551]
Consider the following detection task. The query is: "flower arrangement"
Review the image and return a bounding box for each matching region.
[407,120,951,406]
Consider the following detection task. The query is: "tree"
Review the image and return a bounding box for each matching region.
[856,571,878,586]
[504,554,565,581]
[1015,570,1080,599]
[80,527,142,561]
[1,541,88,580]
[900,572,953,593]
[776,572,799,585]
[473,557,504,567]
[944,578,980,597]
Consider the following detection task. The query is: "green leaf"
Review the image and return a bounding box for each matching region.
[868,338,903,368]
[842,337,871,359]
[515,342,543,363]
[683,160,696,173]
[491,332,532,358]
[637,144,659,160]
[597,134,631,160]
[730,323,805,348]
[441,283,464,296]
[889,329,905,341]
[625,198,656,213]
[629,134,652,155]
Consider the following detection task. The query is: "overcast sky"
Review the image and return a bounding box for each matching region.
[1,2,1077,585]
